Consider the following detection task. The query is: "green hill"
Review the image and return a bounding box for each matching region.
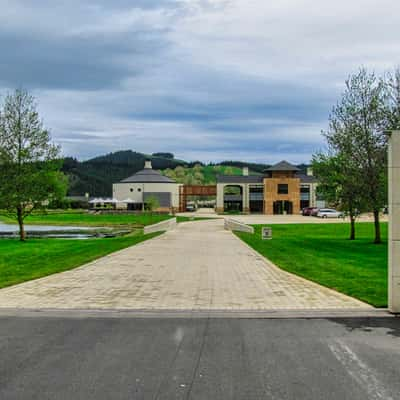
[62,150,304,197]
[162,164,259,185]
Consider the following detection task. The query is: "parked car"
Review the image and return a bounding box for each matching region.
[302,207,319,216]
[317,208,343,218]
[186,204,196,212]
[310,207,320,216]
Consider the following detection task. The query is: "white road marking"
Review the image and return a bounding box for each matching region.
[328,339,393,400]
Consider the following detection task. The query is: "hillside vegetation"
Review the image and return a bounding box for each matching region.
[62,150,307,196]
[162,164,255,185]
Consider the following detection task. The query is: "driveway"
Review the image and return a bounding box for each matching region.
[0,219,371,310]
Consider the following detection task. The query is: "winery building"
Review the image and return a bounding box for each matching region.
[112,160,181,212]
[215,160,322,214]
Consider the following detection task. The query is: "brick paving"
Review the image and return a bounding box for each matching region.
[0,219,371,310]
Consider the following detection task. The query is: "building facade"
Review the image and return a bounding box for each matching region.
[216,161,322,214]
[113,160,181,212]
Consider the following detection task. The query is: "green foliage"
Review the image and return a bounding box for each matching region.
[315,68,388,243]
[236,223,388,307]
[0,89,68,240]
[144,195,160,212]
[152,152,174,159]
[162,164,245,184]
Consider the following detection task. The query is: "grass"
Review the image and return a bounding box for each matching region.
[0,231,162,289]
[0,211,172,227]
[176,216,216,223]
[235,223,388,307]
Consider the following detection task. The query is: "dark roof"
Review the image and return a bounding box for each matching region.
[120,167,176,183]
[265,160,300,172]
[216,175,264,184]
[297,174,318,183]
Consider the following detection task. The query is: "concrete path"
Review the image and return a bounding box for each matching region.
[0,220,371,310]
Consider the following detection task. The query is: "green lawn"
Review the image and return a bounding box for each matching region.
[235,223,388,307]
[0,231,162,289]
[0,211,172,227]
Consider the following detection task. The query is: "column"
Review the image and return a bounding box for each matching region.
[243,184,250,214]
[388,130,400,313]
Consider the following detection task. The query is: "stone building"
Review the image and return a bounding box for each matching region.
[216,160,322,214]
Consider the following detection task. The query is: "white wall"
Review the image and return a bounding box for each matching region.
[113,182,181,207]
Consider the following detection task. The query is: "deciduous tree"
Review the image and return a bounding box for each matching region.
[0,89,67,241]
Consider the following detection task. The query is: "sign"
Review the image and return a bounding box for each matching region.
[262,227,272,240]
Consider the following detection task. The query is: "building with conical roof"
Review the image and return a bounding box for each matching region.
[113,160,181,212]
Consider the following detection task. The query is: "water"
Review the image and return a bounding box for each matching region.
[0,223,116,239]
[0,223,96,232]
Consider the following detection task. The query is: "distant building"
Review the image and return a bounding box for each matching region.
[113,160,181,212]
[216,160,323,214]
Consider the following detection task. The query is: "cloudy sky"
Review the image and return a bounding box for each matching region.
[0,0,399,163]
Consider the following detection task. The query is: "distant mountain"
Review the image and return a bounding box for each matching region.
[62,150,309,197]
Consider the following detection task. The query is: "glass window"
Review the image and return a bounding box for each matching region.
[277,184,288,194]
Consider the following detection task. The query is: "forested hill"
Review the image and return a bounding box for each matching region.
[62,150,188,196]
[62,150,308,197]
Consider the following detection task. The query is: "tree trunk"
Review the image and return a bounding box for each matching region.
[373,208,381,244]
[17,207,26,241]
[349,214,356,240]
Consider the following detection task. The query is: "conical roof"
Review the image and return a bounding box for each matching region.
[120,161,176,183]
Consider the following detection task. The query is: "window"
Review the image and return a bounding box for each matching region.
[138,188,142,192]
[277,184,288,194]
[130,188,134,192]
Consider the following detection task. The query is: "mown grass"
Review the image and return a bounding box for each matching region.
[0,211,172,227]
[235,223,388,307]
[0,231,162,289]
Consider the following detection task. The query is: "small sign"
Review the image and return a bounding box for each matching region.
[262,227,272,240]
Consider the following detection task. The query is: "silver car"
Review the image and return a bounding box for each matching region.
[317,208,343,218]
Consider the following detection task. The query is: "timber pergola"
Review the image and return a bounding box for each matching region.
[179,185,217,212]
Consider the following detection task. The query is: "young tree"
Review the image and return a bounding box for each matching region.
[144,195,160,213]
[323,68,387,244]
[0,89,67,241]
[312,153,364,240]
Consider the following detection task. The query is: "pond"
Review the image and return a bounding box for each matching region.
[0,223,130,239]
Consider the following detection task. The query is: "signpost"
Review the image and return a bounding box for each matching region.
[262,227,272,240]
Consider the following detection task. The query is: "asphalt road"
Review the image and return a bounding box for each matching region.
[0,315,399,399]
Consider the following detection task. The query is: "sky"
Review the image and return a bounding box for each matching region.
[0,0,399,164]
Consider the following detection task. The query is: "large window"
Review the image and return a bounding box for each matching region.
[277,184,288,195]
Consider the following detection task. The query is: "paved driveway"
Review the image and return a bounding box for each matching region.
[1,316,399,400]
[0,220,371,310]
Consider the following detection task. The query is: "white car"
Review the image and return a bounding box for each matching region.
[317,208,343,218]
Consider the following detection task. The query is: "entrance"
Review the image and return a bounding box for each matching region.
[249,186,264,213]
[273,200,293,215]
[179,185,217,212]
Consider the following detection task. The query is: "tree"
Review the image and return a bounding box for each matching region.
[384,67,400,129]
[0,89,68,241]
[312,153,364,240]
[322,68,387,244]
[152,152,174,159]
[144,195,160,213]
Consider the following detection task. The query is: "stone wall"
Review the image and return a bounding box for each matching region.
[224,218,254,234]
[143,217,177,234]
